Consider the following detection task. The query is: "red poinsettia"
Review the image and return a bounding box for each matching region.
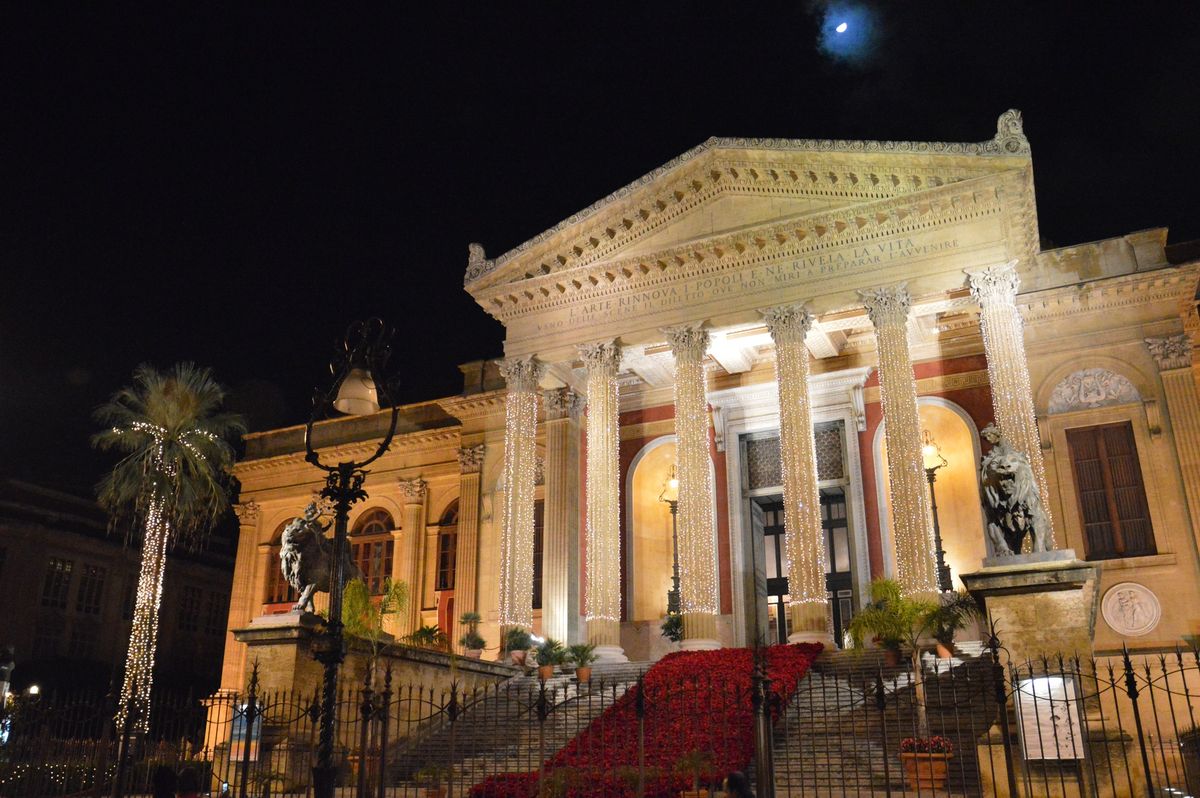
[900,736,955,754]
[469,643,821,798]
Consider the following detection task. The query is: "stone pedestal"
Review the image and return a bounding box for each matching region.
[961,552,1099,663]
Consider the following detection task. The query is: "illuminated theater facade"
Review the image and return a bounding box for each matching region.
[220,111,1200,685]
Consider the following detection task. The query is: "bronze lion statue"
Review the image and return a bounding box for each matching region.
[280,502,364,613]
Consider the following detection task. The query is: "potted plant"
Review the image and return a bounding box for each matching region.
[535,637,566,681]
[847,579,935,668]
[673,750,713,798]
[414,764,449,798]
[660,612,683,643]
[925,591,981,659]
[342,576,408,686]
[503,627,533,667]
[405,624,449,651]
[458,612,485,659]
[567,642,598,684]
[899,736,954,789]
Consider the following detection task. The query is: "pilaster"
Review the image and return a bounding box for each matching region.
[860,285,939,597]
[453,444,485,628]
[542,387,584,645]
[1146,334,1200,551]
[398,477,428,635]
[665,323,721,648]
[222,500,260,689]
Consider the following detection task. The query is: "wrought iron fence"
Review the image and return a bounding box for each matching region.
[2,644,1199,798]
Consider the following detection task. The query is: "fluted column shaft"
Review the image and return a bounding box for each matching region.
[398,478,428,634]
[543,388,583,644]
[498,356,544,631]
[580,341,627,660]
[666,324,721,648]
[453,444,485,621]
[1147,335,1200,551]
[762,305,832,643]
[969,262,1057,548]
[861,285,939,596]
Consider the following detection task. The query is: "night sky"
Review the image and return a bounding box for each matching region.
[3,3,1199,495]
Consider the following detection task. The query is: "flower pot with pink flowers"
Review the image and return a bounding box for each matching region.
[899,736,954,790]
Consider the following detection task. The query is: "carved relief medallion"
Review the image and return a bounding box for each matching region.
[1047,368,1140,414]
[1101,582,1161,637]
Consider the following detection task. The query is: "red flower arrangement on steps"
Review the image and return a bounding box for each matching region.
[470,643,821,798]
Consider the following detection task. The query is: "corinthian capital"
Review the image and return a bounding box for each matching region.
[233,501,260,523]
[544,387,585,419]
[663,323,710,364]
[1146,334,1193,371]
[498,355,545,392]
[457,443,485,473]
[967,261,1020,306]
[858,284,912,328]
[397,477,428,502]
[760,304,814,345]
[578,339,622,377]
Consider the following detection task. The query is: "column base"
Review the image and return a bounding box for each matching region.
[679,638,721,651]
[788,631,836,647]
[594,644,628,663]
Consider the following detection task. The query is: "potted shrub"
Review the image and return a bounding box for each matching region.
[660,612,683,643]
[567,642,598,684]
[673,750,713,798]
[847,579,935,669]
[342,577,408,685]
[899,736,954,790]
[535,637,566,681]
[925,591,981,659]
[414,764,449,798]
[458,612,485,659]
[405,624,449,651]
[503,627,533,667]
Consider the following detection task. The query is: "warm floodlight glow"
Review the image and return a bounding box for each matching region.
[836,22,848,33]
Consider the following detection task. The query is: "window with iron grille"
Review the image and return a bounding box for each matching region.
[68,624,98,660]
[41,557,74,609]
[1066,422,1156,560]
[179,585,202,632]
[532,500,545,610]
[32,617,63,659]
[75,564,106,615]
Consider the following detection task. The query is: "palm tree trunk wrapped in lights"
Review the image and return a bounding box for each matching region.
[92,364,244,729]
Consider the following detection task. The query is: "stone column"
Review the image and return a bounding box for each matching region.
[453,444,485,621]
[497,356,545,632]
[665,323,721,649]
[969,262,1057,548]
[1147,334,1200,547]
[579,341,628,661]
[398,477,428,634]
[543,387,584,645]
[221,501,260,688]
[860,285,939,597]
[761,305,833,644]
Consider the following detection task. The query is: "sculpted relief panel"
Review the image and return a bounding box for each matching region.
[1047,369,1140,414]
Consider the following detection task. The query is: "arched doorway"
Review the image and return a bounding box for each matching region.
[625,438,678,622]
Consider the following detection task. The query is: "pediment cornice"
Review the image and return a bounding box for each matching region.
[466,110,1031,291]
[475,169,1029,325]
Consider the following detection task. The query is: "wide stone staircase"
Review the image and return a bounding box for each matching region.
[387,661,650,792]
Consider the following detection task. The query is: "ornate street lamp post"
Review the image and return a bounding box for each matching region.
[658,465,681,615]
[921,429,953,593]
[304,318,399,798]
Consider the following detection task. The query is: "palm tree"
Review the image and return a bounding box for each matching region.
[92,363,244,727]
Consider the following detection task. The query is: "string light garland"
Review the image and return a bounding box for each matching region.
[860,285,939,597]
[665,323,720,643]
[761,305,830,639]
[497,356,544,630]
[968,262,1056,549]
[580,340,622,649]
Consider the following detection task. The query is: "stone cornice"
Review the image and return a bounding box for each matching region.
[1019,265,1200,326]
[233,428,461,476]
[437,390,507,422]
[472,173,1012,323]
[467,110,1031,290]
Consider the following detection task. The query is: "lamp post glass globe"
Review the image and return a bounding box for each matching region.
[332,368,380,415]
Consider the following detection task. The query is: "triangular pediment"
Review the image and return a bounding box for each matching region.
[465,110,1033,294]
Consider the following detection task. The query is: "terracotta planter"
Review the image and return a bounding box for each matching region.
[679,791,710,798]
[423,788,447,798]
[575,665,592,684]
[900,752,952,789]
[510,650,527,667]
[465,649,483,659]
[883,647,902,668]
[935,642,954,659]
[538,663,555,681]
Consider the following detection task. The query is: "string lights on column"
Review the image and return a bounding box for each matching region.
[761,304,829,638]
[580,340,622,649]
[665,323,720,642]
[860,285,939,596]
[968,262,1056,549]
[497,355,544,630]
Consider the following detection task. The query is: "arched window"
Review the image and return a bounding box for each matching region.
[351,509,395,595]
[435,501,458,592]
[266,520,298,606]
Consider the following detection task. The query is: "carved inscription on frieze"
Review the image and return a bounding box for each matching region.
[535,234,961,334]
